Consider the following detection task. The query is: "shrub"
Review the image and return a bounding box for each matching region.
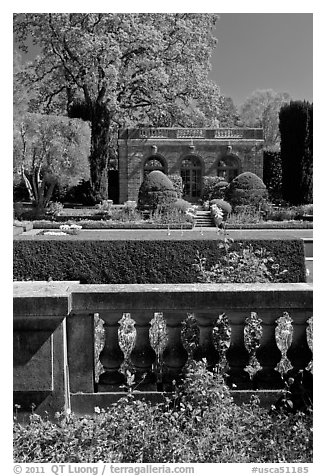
[202,176,229,201]
[13,360,312,463]
[172,199,193,213]
[63,179,97,205]
[138,171,178,212]
[45,202,64,219]
[194,239,288,283]
[13,180,30,202]
[95,200,113,219]
[150,208,195,225]
[228,206,263,225]
[226,172,268,209]
[13,202,25,220]
[264,205,313,222]
[168,175,183,198]
[210,199,232,217]
[13,239,306,284]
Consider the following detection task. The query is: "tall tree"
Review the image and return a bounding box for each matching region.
[239,89,291,148]
[217,96,240,127]
[13,113,90,211]
[14,13,220,200]
[279,100,313,205]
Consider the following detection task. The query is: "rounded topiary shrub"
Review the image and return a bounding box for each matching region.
[226,172,267,209]
[138,171,178,212]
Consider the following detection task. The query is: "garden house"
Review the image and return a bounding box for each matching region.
[118,127,264,203]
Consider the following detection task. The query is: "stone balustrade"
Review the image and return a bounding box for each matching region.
[14,282,312,415]
[119,128,264,140]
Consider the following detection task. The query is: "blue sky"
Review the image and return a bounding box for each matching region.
[211,13,313,105]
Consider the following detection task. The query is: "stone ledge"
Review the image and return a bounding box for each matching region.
[69,282,313,313]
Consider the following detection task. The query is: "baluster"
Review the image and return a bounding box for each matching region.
[225,312,251,389]
[306,317,313,373]
[275,312,293,377]
[193,312,219,369]
[244,312,263,380]
[129,311,157,390]
[253,312,283,389]
[212,312,231,374]
[150,313,168,391]
[98,311,125,391]
[162,311,188,387]
[287,312,312,375]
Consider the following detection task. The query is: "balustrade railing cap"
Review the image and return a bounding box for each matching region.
[67,283,312,313]
[118,127,264,140]
[13,281,80,297]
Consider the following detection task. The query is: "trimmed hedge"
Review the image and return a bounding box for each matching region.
[32,220,193,230]
[13,239,306,284]
[225,222,312,229]
[30,220,312,230]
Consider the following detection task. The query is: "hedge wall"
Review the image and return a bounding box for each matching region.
[13,239,306,284]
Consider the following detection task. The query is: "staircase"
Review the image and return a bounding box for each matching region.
[194,210,215,228]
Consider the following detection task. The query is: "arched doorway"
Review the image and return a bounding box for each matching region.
[217,155,240,182]
[180,156,202,202]
[143,156,167,177]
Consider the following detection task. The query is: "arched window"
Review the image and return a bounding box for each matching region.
[217,155,240,182]
[180,156,202,202]
[143,156,166,177]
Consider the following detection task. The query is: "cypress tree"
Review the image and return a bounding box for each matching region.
[279,101,313,205]
[263,150,282,202]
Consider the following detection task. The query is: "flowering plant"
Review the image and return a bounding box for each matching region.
[211,204,224,226]
[54,224,83,235]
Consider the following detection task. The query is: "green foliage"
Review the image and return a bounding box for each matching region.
[239,89,291,148]
[138,171,178,212]
[217,96,240,127]
[168,175,183,198]
[263,150,283,201]
[44,202,64,219]
[172,199,193,213]
[194,239,288,283]
[225,222,312,230]
[14,13,220,199]
[210,199,232,216]
[228,206,263,225]
[226,172,268,209]
[13,239,306,284]
[202,176,228,201]
[13,113,90,209]
[279,101,313,205]
[150,208,194,225]
[13,360,312,463]
[32,220,193,230]
[62,180,97,206]
[264,205,313,222]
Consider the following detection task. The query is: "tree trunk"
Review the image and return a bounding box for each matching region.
[89,105,110,201]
